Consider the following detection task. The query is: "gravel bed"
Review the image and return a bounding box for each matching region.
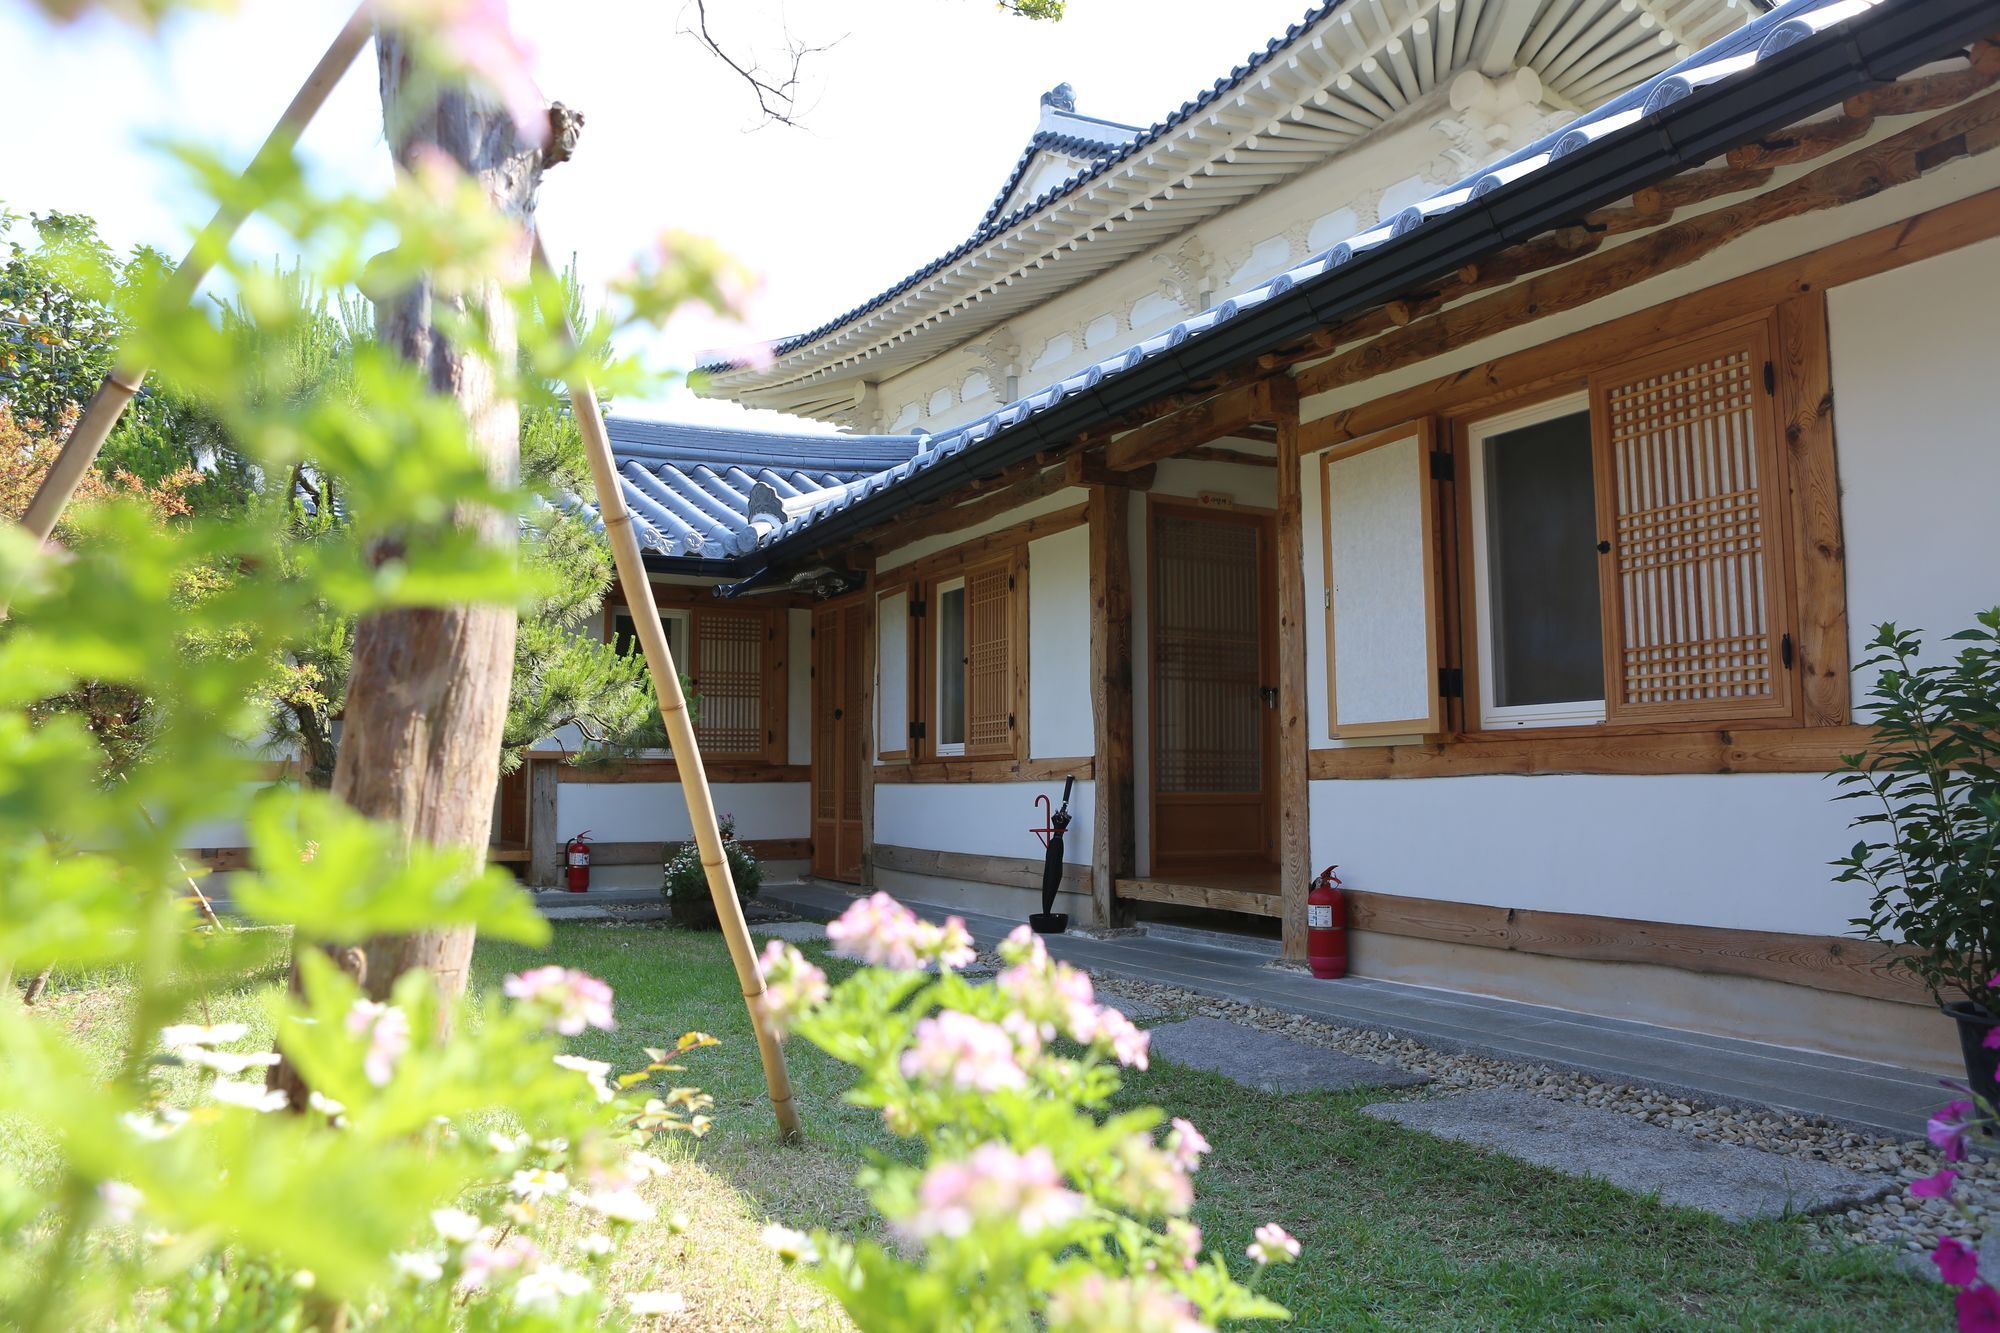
[1083,971,1995,1260]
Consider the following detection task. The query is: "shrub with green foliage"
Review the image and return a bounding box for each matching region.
[662,815,761,929]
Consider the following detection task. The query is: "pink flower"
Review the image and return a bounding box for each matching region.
[1166,1118,1211,1173]
[1912,1168,1959,1200]
[503,966,615,1035]
[345,999,411,1087]
[827,892,925,969]
[1047,1274,1211,1333]
[1248,1221,1301,1265]
[1960,1283,2000,1333]
[901,1010,1028,1092]
[1937,1236,1984,1287]
[1094,1007,1151,1070]
[1114,1134,1193,1216]
[1164,1218,1203,1271]
[756,939,828,1034]
[1984,1027,2000,1051]
[898,1143,1084,1241]
[458,1234,539,1290]
[1930,1100,1977,1162]
[373,0,547,149]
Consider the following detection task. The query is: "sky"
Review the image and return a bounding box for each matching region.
[0,0,1323,427]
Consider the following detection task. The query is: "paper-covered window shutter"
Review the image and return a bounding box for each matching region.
[691,608,768,754]
[1321,421,1442,737]
[876,586,909,759]
[1591,322,1792,723]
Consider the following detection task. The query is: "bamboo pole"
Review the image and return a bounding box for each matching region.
[11,3,374,554]
[530,238,802,1144]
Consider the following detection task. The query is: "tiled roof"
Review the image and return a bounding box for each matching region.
[697,0,1767,399]
[574,418,921,562]
[978,121,1143,231]
[734,0,1971,561]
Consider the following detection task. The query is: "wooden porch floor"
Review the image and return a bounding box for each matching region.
[1115,866,1281,917]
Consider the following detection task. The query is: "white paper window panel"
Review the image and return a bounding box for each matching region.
[878,589,909,755]
[1327,434,1436,734]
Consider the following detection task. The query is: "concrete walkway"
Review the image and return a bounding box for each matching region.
[761,880,1948,1139]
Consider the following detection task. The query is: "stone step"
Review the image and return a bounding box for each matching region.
[1362,1088,1895,1222]
[1148,1016,1428,1093]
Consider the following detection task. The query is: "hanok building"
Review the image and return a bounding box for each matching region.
[527,0,2000,1074]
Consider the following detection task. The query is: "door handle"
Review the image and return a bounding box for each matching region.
[833,708,844,720]
[1258,687,1278,709]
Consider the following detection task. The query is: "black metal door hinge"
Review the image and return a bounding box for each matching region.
[911,599,926,618]
[909,720,926,741]
[1429,449,1454,482]
[1763,360,1776,394]
[1439,666,1464,699]
[1780,633,1794,669]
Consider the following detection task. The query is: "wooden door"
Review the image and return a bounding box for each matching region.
[811,601,867,882]
[1149,503,1277,874]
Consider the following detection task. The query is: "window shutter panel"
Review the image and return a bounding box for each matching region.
[876,586,910,758]
[963,559,1014,755]
[1322,421,1443,737]
[811,606,838,824]
[1592,322,1793,723]
[691,608,768,753]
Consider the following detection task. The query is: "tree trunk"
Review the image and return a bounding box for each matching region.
[332,34,545,1003]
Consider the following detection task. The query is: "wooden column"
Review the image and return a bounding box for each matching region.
[1776,290,1849,728]
[528,759,561,889]
[857,559,878,886]
[1088,484,1136,928]
[1272,380,1311,961]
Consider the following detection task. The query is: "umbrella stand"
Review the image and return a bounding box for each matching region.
[1030,775,1074,935]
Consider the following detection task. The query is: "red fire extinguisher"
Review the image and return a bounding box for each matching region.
[1307,865,1346,980]
[565,831,592,893]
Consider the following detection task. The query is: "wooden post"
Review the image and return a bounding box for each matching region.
[1088,484,1136,929]
[532,240,802,1143]
[857,558,878,886]
[528,760,561,889]
[1271,380,1311,961]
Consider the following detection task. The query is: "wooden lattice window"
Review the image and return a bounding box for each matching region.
[1592,323,1792,723]
[607,595,787,764]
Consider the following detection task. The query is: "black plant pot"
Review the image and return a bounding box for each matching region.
[1943,1000,2000,1108]
[1029,912,1068,936]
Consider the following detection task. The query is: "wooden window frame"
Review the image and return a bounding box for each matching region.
[603,592,790,767]
[891,541,1031,767]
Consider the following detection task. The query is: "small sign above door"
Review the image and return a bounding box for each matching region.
[1195,491,1236,509]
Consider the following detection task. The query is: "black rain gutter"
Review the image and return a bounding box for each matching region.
[726,0,1994,592]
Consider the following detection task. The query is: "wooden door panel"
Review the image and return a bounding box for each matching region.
[811,601,869,884]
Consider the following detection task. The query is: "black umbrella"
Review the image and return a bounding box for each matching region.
[1030,776,1074,935]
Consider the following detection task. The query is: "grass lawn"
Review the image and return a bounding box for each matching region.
[16,921,1954,1330]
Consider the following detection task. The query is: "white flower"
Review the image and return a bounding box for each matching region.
[509,1168,569,1202]
[553,1054,615,1103]
[307,1091,346,1117]
[573,1187,655,1224]
[209,1080,288,1113]
[628,1290,688,1316]
[1247,1221,1301,1266]
[760,1224,818,1265]
[623,1150,671,1181]
[577,1232,614,1257]
[159,1022,248,1050]
[431,1207,484,1244]
[390,1250,445,1283]
[512,1263,592,1311]
[487,1130,530,1154]
[120,1109,188,1140]
[179,1046,281,1075]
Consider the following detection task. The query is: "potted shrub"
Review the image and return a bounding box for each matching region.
[663,813,762,930]
[1835,612,2000,1104]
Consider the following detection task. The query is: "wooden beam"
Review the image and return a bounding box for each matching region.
[1630,165,1774,216]
[1726,115,1873,170]
[1845,37,2000,118]
[1107,378,1287,471]
[873,755,1094,785]
[1296,88,2000,400]
[1114,877,1282,917]
[1775,291,1849,729]
[874,465,1074,557]
[888,503,1090,581]
[1343,889,1927,1006]
[1065,452,1157,489]
[1300,183,2000,452]
[1182,445,1278,467]
[857,556,878,887]
[1089,484,1136,930]
[1306,723,1873,779]
[556,760,812,784]
[874,842,1092,897]
[1272,380,1311,962]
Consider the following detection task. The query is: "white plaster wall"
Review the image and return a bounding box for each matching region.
[877,780,1094,862]
[557,782,808,844]
[1829,235,2000,700]
[1028,526,1092,758]
[1308,773,1861,936]
[876,486,1089,576]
